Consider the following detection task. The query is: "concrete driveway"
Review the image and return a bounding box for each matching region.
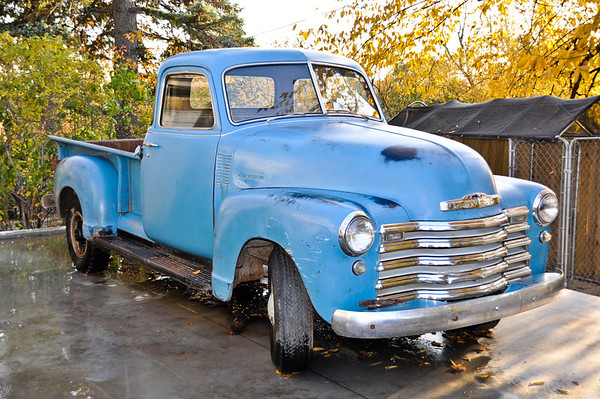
[1,233,599,398]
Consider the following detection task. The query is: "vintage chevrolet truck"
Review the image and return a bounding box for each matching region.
[50,48,564,372]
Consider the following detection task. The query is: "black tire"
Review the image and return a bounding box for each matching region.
[65,197,110,273]
[449,319,500,334]
[268,246,313,373]
[468,319,500,331]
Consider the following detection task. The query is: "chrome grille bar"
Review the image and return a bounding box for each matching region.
[373,207,532,305]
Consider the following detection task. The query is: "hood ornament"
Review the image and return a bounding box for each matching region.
[440,193,500,211]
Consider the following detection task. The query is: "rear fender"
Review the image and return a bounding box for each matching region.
[55,155,118,239]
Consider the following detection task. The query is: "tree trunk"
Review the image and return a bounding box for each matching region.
[113,0,138,71]
[112,0,139,139]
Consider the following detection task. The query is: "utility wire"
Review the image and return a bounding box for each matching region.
[245,2,351,39]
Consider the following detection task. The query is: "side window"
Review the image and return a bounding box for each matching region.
[161,73,215,129]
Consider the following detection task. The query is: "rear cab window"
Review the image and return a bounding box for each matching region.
[160,73,215,129]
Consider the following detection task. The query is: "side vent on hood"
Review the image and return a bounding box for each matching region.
[216,152,232,189]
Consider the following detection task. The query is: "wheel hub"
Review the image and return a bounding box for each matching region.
[267,292,275,326]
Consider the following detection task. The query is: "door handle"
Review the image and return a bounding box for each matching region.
[143,142,159,148]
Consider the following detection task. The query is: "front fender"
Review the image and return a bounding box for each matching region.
[495,175,555,274]
[55,155,118,239]
[212,188,410,322]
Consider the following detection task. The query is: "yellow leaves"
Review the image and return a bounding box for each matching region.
[579,65,590,81]
[276,370,300,377]
[530,381,545,386]
[449,359,466,372]
[313,346,339,358]
[359,350,377,358]
[550,66,562,78]
[517,54,531,69]
[474,347,491,353]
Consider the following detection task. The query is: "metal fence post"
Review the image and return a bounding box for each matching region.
[508,138,514,177]
[559,137,572,280]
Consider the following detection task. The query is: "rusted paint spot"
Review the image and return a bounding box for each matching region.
[381,145,419,163]
[267,192,343,206]
[368,196,399,208]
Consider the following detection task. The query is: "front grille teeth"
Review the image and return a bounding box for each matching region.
[371,207,532,306]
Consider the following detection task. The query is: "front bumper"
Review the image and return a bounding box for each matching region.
[331,272,564,338]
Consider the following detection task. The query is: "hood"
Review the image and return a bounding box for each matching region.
[228,118,499,221]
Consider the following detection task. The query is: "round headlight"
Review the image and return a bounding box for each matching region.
[339,212,375,256]
[533,189,559,226]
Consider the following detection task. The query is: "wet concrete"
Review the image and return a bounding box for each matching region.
[1,235,599,398]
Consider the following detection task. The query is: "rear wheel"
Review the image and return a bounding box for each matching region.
[65,198,110,273]
[267,247,313,373]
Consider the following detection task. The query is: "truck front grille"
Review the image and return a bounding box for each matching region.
[373,207,531,307]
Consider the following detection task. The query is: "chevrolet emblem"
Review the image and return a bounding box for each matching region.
[440,193,500,211]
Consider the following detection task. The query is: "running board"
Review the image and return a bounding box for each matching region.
[94,235,212,292]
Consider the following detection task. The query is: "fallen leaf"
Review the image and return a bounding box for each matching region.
[529,381,545,386]
[432,341,443,347]
[370,361,383,366]
[420,361,431,366]
[460,356,471,362]
[478,372,494,379]
[360,350,377,358]
[450,359,466,372]
[313,347,326,352]
[187,323,192,327]
[557,388,569,394]
[192,270,201,275]
[276,370,300,377]
[394,355,409,362]
[328,347,339,353]
[385,365,398,370]
[572,381,579,386]
[176,352,185,356]
[474,347,490,352]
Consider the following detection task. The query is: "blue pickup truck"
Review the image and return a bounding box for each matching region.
[50,48,564,372]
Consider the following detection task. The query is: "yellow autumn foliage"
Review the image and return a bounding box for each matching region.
[298,0,600,116]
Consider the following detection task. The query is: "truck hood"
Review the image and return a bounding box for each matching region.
[228,119,498,221]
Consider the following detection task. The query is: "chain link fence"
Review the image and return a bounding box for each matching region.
[509,138,600,293]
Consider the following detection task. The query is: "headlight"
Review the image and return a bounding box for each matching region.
[533,189,559,226]
[339,212,375,256]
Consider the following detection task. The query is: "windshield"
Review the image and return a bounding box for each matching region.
[224,63,381,123]
[312,64,380,118]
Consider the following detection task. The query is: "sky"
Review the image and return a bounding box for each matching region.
[233,0,353,47]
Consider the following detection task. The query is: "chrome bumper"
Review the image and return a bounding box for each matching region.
[331,272,564,339]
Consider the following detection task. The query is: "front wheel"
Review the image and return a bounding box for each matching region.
[65,198,110,273]
[267,247,313,373]
[468,319,500,331]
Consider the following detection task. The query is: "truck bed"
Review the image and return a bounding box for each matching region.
[51,135,146,239]
[52,135,144,159]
